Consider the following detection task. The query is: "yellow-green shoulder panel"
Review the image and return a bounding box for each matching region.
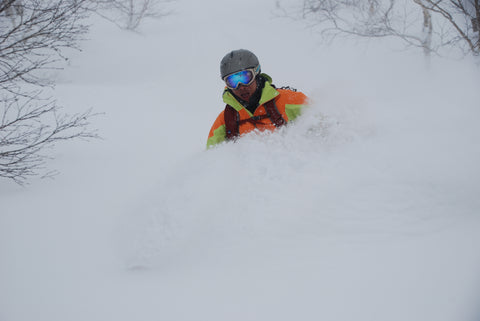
[207,125,227,149]
[285,104,303,121]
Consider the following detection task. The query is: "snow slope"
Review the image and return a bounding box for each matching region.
[1,0,480,320]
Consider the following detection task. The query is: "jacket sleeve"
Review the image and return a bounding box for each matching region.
[284,91,308,122]
[206,111,227,149]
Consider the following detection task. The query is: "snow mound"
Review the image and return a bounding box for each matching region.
[124,79,480,269]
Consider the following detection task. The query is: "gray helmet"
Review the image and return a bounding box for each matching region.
[220,49,260,79]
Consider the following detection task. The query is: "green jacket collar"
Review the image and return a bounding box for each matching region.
[222,73,279,113]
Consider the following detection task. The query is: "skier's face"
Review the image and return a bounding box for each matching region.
[231,78,257,101]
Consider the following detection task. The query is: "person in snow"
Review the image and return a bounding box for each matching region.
[207,49,308,148]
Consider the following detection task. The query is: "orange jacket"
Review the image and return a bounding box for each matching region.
[207,75,308,148]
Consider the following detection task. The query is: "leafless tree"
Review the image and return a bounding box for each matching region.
[1,0,23,25]
[0,94,97,184]
[0,0,92,93]
[0,0,98,184]
[89,0,174,31]
[278,0,480,57]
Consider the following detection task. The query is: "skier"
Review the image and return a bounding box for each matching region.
[207,49,308,148]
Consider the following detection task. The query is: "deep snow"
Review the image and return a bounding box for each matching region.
[1,0,480,320]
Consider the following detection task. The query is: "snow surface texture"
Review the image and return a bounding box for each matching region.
[1,0,480,320]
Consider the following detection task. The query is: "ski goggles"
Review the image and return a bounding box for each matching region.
[223,66,260,89]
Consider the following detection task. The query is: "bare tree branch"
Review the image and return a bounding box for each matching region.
[87,0,174,31]
[277,0,480,57]
[0,93,99,184]
[0,0,98,184]
[1,0,90,94]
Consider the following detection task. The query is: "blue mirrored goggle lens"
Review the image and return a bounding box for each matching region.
[225,70,254,89]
